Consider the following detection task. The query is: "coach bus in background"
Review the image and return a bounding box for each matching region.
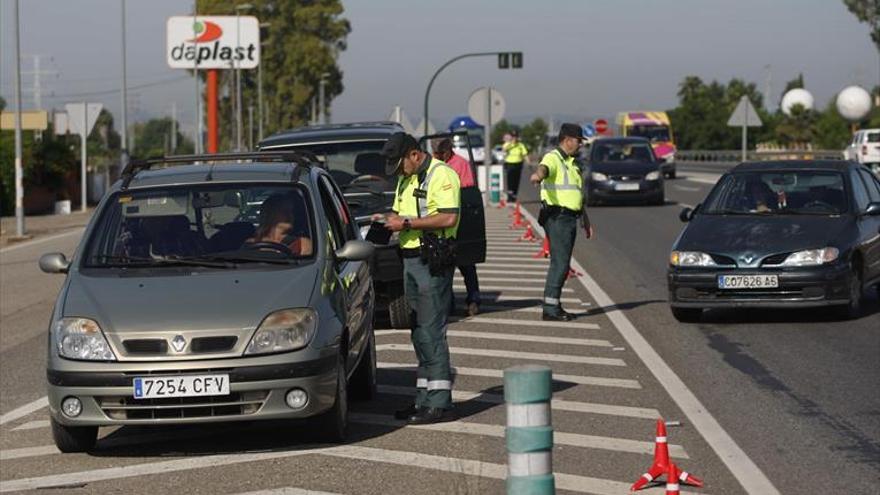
[616,111,677,178]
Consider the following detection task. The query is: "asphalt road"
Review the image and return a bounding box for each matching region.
[0,161,876,494]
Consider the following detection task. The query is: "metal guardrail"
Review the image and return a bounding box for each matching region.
[677,150,845,163]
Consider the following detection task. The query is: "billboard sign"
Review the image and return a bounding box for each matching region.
[167,16,260,69]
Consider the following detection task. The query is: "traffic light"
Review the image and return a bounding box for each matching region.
[511,52,522,69]
[498,53,510,69]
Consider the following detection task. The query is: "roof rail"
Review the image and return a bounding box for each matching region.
[120,151,317,190]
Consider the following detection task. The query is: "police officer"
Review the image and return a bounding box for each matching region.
[502,130,529,202]
[381,132,460,424]
[530,123,594,321]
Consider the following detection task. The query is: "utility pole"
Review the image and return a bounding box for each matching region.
[248,104,254,150]
[171,102,178,153]
[13,0,25,237]
[764,64,772,111]
[120,0,129,175]
[193,1,202,154]
[23,55,57,110]
[258,22,271,142]
[318,74,328,125]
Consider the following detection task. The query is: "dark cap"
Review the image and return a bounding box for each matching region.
[381,132,419,174]
[558,123,587,141]
[510,129,519,137]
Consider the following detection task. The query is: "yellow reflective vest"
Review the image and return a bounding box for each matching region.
[539,148,583,211]
[393,157,460,249]
[503,141,528,164]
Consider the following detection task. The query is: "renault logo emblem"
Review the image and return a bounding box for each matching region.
[741,254,756,265]
[170,335,187,353]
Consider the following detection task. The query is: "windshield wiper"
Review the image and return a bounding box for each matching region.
[197,252,302,265]
[94,254,236,268]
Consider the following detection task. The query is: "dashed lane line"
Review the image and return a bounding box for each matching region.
[378,362,641,389]
[0,397,48,426]
[376,329,611,347]
[461,316,599,330]
[518,205,780,495]
[377,385,659,420]
[377,344,625,367]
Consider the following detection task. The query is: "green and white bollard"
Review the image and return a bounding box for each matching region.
[504,364,554,494]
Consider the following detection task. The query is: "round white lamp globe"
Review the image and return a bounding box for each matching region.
[835,86,872,122]
[781,88,815,116]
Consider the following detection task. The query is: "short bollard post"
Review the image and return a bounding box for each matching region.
[504,364,554,494]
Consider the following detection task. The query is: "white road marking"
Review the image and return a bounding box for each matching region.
[518,205,780,495]
[0,229,83,254]
[457,294,582,304]
[679,203,695,209]
[376,329,611,347]
[377,385,658,420]
[480,263,552,269]
[681,172,720,185]
[236,489,342,495]
[351,413,687,458]
[11,420,49,431]
[452,304,543,314]
[673,185,700,192]
[0,397,48,426]
[379,362,641,389]
[377,344,625,367]
[480,256,549,263]
[454,284,572,293]
[461,316,598,330]
[475,269,548,275]
[0,445,59,461]
[455,276,546,284]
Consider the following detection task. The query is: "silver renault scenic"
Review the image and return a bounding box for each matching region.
[39,153,376,452]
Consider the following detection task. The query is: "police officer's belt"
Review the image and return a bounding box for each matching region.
[400,247,422,258]
[544,205,580,217]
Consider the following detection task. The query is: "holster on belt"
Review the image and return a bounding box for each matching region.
[419,232,456,276]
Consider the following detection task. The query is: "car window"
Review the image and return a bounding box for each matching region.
[857,169,880,203]
[702,171,847,215]
[591,142,656,163]
[851,171,871,212]
[318,176,351,251]
[267,141,396,192]
[868,132,880,143]
[83,184,314,267]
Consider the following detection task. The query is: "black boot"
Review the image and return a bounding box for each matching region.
[393,404,422,420]
[406,407,456,425]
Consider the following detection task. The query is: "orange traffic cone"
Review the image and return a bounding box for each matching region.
[509,206,525,229]
[665,462,680,495]
[630,419,703,491]
[533,237,550,258]
[498,198,507,208]
[519,224,538,242]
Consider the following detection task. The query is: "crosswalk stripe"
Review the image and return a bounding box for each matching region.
[456,294,582,304]
[480,263,552,269]
[454,284,572,293]
[456,276,545,284]
[351,413,688,458]
[376,329,611,347]
[0,445,58,461]
[11,420,49,431]
[379,362,642,389]
[475,269,548,275]
[377,385,659,420]
[0,397,48,426]
[482,257,549,263]
[235,489,342,495]
[377,344,625,367]
[461,316,599,330]
[455,305,546,314]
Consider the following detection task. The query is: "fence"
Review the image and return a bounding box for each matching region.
[677,149,845,163]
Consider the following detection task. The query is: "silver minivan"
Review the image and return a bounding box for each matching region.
[39,153,376,452]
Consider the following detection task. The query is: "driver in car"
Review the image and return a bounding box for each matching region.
[247,194,313,256]
[742,179,777,213]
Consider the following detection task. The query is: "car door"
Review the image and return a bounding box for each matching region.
[419,131,487,266]
[855,168,880,283]
[317,175,373,372]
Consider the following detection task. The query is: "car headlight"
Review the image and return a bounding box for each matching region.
[53,318,116,361]
[645,171,661,181]
[591,172,608,181]
[779,248,839,267]
[670,251,718,267]
[245,309,317,355]
[664,153,676,163]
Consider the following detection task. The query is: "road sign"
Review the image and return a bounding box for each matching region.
[66,103,103,136]
[167,16,260,70]
[595,119,608,134]
[727,96,762,127]
[0,110,48,131]
[468,87,506,127]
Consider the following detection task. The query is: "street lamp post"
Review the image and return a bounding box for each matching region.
[258,22,271,142]
[12,0,25,237]
[120,0,129,173]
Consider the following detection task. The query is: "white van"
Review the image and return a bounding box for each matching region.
[845,129,880,174]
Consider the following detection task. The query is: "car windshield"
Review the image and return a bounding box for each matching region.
[629,125,670,142]
[453,133,484,148]
[270,141,395,192]
[592,142,656,163]
[702,171,848,215]
[83,184,315,268]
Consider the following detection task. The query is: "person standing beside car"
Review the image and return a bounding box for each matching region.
[502,130,529,203]
[381,132,460,424]
[530,123,594,321]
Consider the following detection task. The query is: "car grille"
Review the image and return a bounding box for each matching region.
[121,336,238,356]
[123,339,168,355]
[609,174,642,181]
[709,254,737,266]
[98,391,268,420]
[676,287,823,300]
[761,253,792,266]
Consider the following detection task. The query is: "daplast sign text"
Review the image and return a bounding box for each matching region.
[167,16,260,70]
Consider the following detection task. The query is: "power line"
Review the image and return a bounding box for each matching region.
[41,75,190,99]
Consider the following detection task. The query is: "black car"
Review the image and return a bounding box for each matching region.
[585,137,665,206]
[259,122,486,328]
[668,160,880,322]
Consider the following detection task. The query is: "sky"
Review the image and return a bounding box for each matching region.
[1,0,876,141]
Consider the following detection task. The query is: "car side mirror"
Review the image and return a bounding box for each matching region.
[679,208,693,223]
[39,253,70,274]
[335,239,374,262]
[865,202,880,216]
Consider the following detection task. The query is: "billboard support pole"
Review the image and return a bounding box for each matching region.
[207,69,219,153]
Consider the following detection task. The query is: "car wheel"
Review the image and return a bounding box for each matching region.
[51,418,97,453]
[388,292,410,329]
[834,264,863,320]
[349,330,377,401]
[652,194,665,206]
[317,353,349,442]
[586,194,598,207]
[671,306,702,323]
[668,170,676,179]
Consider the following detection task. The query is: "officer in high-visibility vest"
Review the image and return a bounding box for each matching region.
[530,123,594,321]
[381,132,460,424]
[502,130,529,202]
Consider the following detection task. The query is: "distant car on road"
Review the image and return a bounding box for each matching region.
[668,160,880,322]
[616,111,677,178]
[491,144,506,164]
[844,129,880,175]
[584,137,665,206]
[39,152,377,452]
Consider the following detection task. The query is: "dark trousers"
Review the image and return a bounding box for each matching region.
[542,213,577,314]
[505,163,523,202]
[457,264,481,305]
[403,257,453,409]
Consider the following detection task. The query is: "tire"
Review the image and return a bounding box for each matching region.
[833,263,863,320]
[652,194,665,206]
[317,354,349,443]
[586,194,598,207]
[51,418,97,453]
[668,170,677,179]
[349,330,377,401]
[671,306,702,323]
[388,292,410,329]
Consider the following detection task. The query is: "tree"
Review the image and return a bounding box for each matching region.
[198,0,350,150]
[781,73,805,101]
[132,118,195,157]
[843,0,880,51]
[814,99,855,149]
[775,104,816,146]
[520,118,548,151]
[490,120,517,145]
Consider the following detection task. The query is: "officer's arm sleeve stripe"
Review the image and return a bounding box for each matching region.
[437,207,459,213]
